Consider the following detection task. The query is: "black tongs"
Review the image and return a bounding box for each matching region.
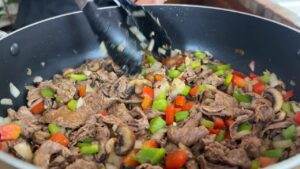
[75,0,171,74]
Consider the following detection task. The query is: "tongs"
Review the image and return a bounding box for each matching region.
[75,0,171,74]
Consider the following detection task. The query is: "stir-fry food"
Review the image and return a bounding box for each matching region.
[1,51,300,169]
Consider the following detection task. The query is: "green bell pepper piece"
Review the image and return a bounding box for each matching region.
[48,123,60,135]
[233,90,252,103]
[136,148,166,165]
[167,69,181,79]
[80,144,99,155]
[68,73,87,81]
[262,148,284,158]
[152,99,168,111]
[181,85,191,96]
[67,99,77,111]
[175,111,189,122]
[215,130,225,142]
[201,119,214,129]
[149,117,166,134]
[238,122,252,132]
[41,87,55,99]
[282,125,297,140]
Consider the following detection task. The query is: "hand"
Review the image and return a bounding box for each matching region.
[135,0,166,5]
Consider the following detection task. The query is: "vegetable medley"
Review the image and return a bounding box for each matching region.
[1,50,300,169]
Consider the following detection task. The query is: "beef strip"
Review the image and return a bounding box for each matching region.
[167,126,208,146]
[204,142,251,169]
[65,159,98,169]
[240,136,262,158]
[197,155,238,169]
[261,121,293,137]
[43,90,118,128]
[229,110,254,140]
[33,130,50,144]
[252,97,274,122]
[33,141,71,169]
[109,75,134,99]
[136,163,163,169]
[186,160,199,169]
[8,107,42,139]
[201,90,238,117]
[203,73,224,87]
[52,79,76,103]
[69,116,110,147]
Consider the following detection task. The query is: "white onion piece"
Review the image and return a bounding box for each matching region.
[272,140,293,149]
[269,73,281,87]
[158,47,166,55]
[248,60,255,72]
[33,76,43,83]
[149,31,155,37]
[148,39,155,52]
[26,68,32,76]
[77,97,85,109]
[99,41,108,56]
[9,82,20,98]
[0,98,13,106]
[0,117,11,125]
[134,139,143,149]
[13,142,33,161]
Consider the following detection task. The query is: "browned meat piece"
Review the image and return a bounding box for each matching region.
[167,126,208,146]
[33,130,50,144]
[162,55,185,68]
[136,163,163,169]
[26,81,53,107]
[204,142,251,169]
[43,91,118,128]
[108,103,134,123]
[252,97,274,122]
[198,155,238,169]
[65,159,98,169]
[229,111,254,140]
[69,117,110,147]
[52,79,76,103]
[8,107,42,138]
[182,111,202,127]
[33,141,71,169]
[241,136,262,158]
[109,76,134,99]
[226,148,251,168]
[201,90,238,117]
[261,121,293,137]
[203,73,224,87]
[186,160,199,169]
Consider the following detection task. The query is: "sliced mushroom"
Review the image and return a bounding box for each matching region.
[105,138,117,154]
[273,111,286,122]
[114,126,135,155]
[263,88,283,112]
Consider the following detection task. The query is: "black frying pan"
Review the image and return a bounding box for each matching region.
[0,4,300,168]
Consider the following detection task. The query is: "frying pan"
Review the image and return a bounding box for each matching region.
[0,4,299,169]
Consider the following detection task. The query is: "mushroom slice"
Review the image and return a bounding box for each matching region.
[263,88,283,112]
[114,126,135,155]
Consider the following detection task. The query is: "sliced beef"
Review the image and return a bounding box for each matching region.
[52,79,76,103]
[229,110,254,140]
[43,91,118,128]
[261,121,293,137]
[186,160,199,169]
[182,68,198,85]
[33,130,50,144]
[167,126,208,146]
[204,142,251,169]
[203,73,224,87]
[252,97,274,122]
[201,90,238,117]
[65,159,98,169]
[241,136,262,158]
[109,76,134,99]
[136,163,163,169]
[33,141,71,169]
[198,155,238,169]
[69,116,110,147]
[8,107,42,138]
[26,81,53,107]
[182,111,202,127]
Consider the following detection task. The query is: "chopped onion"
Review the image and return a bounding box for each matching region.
[26,68,32,76]
[134,139,143,149]
[272,140,293,149]
[248,60,255,72]
[77,97,85,109]
[269,73,281,87]
[158,47,166,55]
[291,101,300,112]
[86,84,95,93]
[129,26,146,42]
[99,41,108,56]
[290,80,296,86]
[0,98,13,106]
[148,39,155,52]
[41,62,45,67]
[13,142,33,161]
[9,82,20,98]
[235,130,251,138]
[33,76,43,83]
[169,78,185,99]
[149,31,155,37]
[132,10,145,17]
[0,117,11,125]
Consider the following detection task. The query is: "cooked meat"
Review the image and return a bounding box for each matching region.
[43,91,118,128]
[33,130,50,144]
[229,110,254,140]
[33,141,71,169]
[186,160,199,169]
[261,121,293,137]
[109,76,134,99]
[204,142,251,169]
[201,90,238,117]
[198,155,238,169]
[52,79,76,103]
[241,136,262,158]
[167,126,208,146]
[65,159,98,169]
[252,97,274,122]
[203,73,224,87]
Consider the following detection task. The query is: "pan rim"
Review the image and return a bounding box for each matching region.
[1,4,299,41]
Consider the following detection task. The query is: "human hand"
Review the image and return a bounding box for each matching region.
[135,0,166,5]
